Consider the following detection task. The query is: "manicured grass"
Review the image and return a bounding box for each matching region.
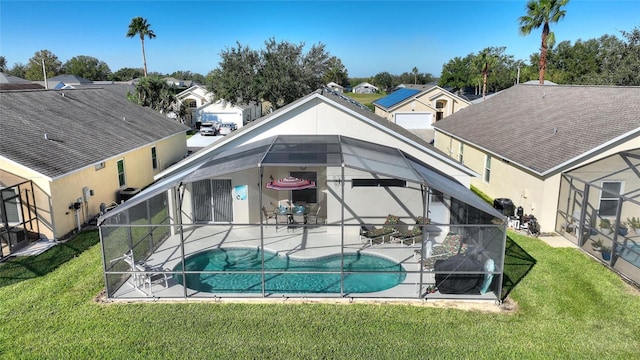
[344,92,386,111]
[1,231,639,358]
[0,230,99,288]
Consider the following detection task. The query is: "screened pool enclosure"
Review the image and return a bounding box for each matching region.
[99,135,507,301]
[556,149,640,286]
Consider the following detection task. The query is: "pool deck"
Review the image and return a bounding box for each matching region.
[110,224,499,302]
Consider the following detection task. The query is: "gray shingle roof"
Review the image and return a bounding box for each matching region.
[47,74,92,84]
[0,88,190,178]
[0,72,45,90]
[433,84,640,175]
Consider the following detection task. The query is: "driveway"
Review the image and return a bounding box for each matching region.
[187,132,224,153]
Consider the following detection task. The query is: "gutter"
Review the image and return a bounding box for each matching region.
[434,126,640,178]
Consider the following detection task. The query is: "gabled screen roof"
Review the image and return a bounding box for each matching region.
[100,134,503,222]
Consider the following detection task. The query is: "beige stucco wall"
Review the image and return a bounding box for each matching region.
[434,129,640,233]
[1,133,186,240]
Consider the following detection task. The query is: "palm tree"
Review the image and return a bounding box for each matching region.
[126,17,156,77]
[474,50,497,100]
[518,0,568,84]
[412,67,419,84]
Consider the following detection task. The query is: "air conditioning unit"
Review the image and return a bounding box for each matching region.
[118,187,141,203]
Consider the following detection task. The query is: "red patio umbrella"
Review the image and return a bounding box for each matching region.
[266,176,316,190]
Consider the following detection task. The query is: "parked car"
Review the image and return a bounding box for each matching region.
[218,123,236,135]
[218,122,237,136]
[200,121,220,136]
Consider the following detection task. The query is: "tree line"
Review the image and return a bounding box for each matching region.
[1,4,638,115]
[0,50,206,83]
[439,26,640,95]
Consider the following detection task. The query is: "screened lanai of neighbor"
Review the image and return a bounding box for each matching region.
[99,135,507,301]
[556,148,640,286]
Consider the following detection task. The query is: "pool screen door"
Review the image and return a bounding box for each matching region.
[193,179,233,223]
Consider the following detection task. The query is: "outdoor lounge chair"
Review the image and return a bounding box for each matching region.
[415,233,468,271]
[390,216,429,246]
[121,252,169,296]
[359,214,399,246]
[390,227,422,246]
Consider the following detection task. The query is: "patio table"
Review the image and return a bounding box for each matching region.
[276,206,310,224]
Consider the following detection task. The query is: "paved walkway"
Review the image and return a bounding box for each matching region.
[537,234,579,248]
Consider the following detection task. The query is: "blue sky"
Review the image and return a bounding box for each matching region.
[1,0,638,78]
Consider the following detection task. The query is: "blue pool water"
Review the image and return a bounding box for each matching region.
[173,248,406,294]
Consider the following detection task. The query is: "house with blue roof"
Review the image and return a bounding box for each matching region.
[373,85,471,142]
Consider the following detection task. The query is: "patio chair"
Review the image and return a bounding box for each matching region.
[121,252,169,296]
[291,213,306,231]
[306,206,323,225]
[275,213,290,232]
[262,206,276,224]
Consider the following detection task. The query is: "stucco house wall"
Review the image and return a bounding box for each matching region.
[0,88,189,241]
[434,130,639,232]
[1,135,186,240]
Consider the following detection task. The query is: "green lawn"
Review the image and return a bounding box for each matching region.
[344,92,387,111]
[1,231,639,359]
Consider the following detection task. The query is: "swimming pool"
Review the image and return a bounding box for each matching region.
[173,248,406,294]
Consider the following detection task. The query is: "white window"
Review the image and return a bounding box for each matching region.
[484,156,491,183]
[458,143,464,163]
[599,181,622,216]
[117,159,126,187]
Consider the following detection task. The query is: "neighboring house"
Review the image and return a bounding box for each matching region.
[0,88,189,256]
[352,82,379,94]
[195,100,262,130]
[390,83,437,92]
[163,77,192,89]
[174,84,262,129]
[326,82,344,93]
[98,87,506,301]
[373,85,471,142]
[0,73,44,90]
[174,84,213,126]
[432,84,640,284]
